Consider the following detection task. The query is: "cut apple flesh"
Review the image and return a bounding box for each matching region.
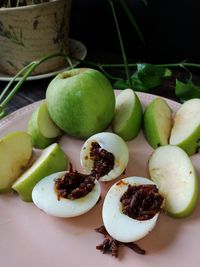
[0,131,32,192]
[27,101,63,149]
[12,143,68,202]
[149,145,198,218]
[38,101,62,138]
[112,89,143,141]
[143,97,172,149]
[169,98,200,155]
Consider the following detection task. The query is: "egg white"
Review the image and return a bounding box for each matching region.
[32,171,101,218]
[102,176,160,243]
[80,132,129,182]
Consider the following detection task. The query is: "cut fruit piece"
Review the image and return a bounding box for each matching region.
[12,143,68,202]
[0,131,32,192]
[143,97,172,149]
[169,98,200,156]
[27,101,62,149]
[112,89,143,141]
[148,145,199,218]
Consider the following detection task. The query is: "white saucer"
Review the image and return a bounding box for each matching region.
[0,39,87,81]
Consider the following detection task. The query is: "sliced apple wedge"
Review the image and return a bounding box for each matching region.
[27,101,62,149]
[169,98,200,156]
[0,131,32,192]
[12,143,68,202]
[143,97,172,149]
[149,145,198,218]
[112,89,143,141]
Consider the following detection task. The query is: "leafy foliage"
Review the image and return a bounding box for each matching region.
[114,63,172,91]
[176,77,200,103]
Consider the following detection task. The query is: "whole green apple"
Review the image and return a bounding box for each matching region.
[46,68,115,138]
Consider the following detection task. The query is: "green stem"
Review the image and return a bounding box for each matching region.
[71,57,121,80]
[0,62,34,102]
[108,0,132,88]
[119,0,145,44]
[99,62,200,69]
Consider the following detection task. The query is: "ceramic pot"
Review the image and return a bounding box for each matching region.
[0,0,72,75]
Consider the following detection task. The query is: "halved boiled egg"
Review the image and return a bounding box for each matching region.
[80,132,129,182]
[102,176,163,243]
[32,171,101,218]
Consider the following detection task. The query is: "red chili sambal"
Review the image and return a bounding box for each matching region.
[55,163,95,200]
[120,184,164,220]
[90,142,114,178]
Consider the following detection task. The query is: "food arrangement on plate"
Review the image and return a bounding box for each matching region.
[0,68,200,262]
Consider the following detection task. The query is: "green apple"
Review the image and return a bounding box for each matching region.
[0,131,32,192]
[12,143,68,202]
[148,145,198,218]
[169,98,200,156]
[46,68,115,139]
[27,101,62,149]
[112,89,143,141]
[143,97,172,148]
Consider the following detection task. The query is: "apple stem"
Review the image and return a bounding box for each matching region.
[0,53,72,119]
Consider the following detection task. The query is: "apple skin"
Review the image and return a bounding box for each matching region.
[143,97,172,149]
[12,143,68,202]
[46,68,115,139]
[112,89,143,141]
[149,145,199,218]
[169,99,200,156]
[27,101,61,149]
[0,131,32,192]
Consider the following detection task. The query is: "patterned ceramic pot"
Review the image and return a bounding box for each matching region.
[0,0,71,75]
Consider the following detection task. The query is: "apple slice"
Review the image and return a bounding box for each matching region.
[27,101,62,149]
[112,89,143,141]
[0,131,32,192]
[12,143,68,202]
[169,98,200,156]
[148,145,198,218]
[143,97,172,148]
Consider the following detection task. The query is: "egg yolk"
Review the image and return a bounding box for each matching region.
[89,142,115,178]
[120,184,164,221]
[54,163,95,200]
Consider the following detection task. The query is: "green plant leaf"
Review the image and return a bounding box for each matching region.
[175,78,200,102]
[114,63,172,91]
[114,79,129,89]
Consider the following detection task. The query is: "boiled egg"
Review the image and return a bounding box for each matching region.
[102,176,162,243]
[80,132,129,182]
[32,171,101,218]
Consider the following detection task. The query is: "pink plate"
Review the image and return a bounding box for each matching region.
[0,91,200,267]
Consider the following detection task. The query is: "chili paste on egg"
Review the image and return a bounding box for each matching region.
[90,142,114,178]
[120,184,164,220]
[55,163,95,200]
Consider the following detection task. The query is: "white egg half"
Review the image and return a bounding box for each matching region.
[102,176,160,243]
[80,132,129,182]
[32,171,101,218]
